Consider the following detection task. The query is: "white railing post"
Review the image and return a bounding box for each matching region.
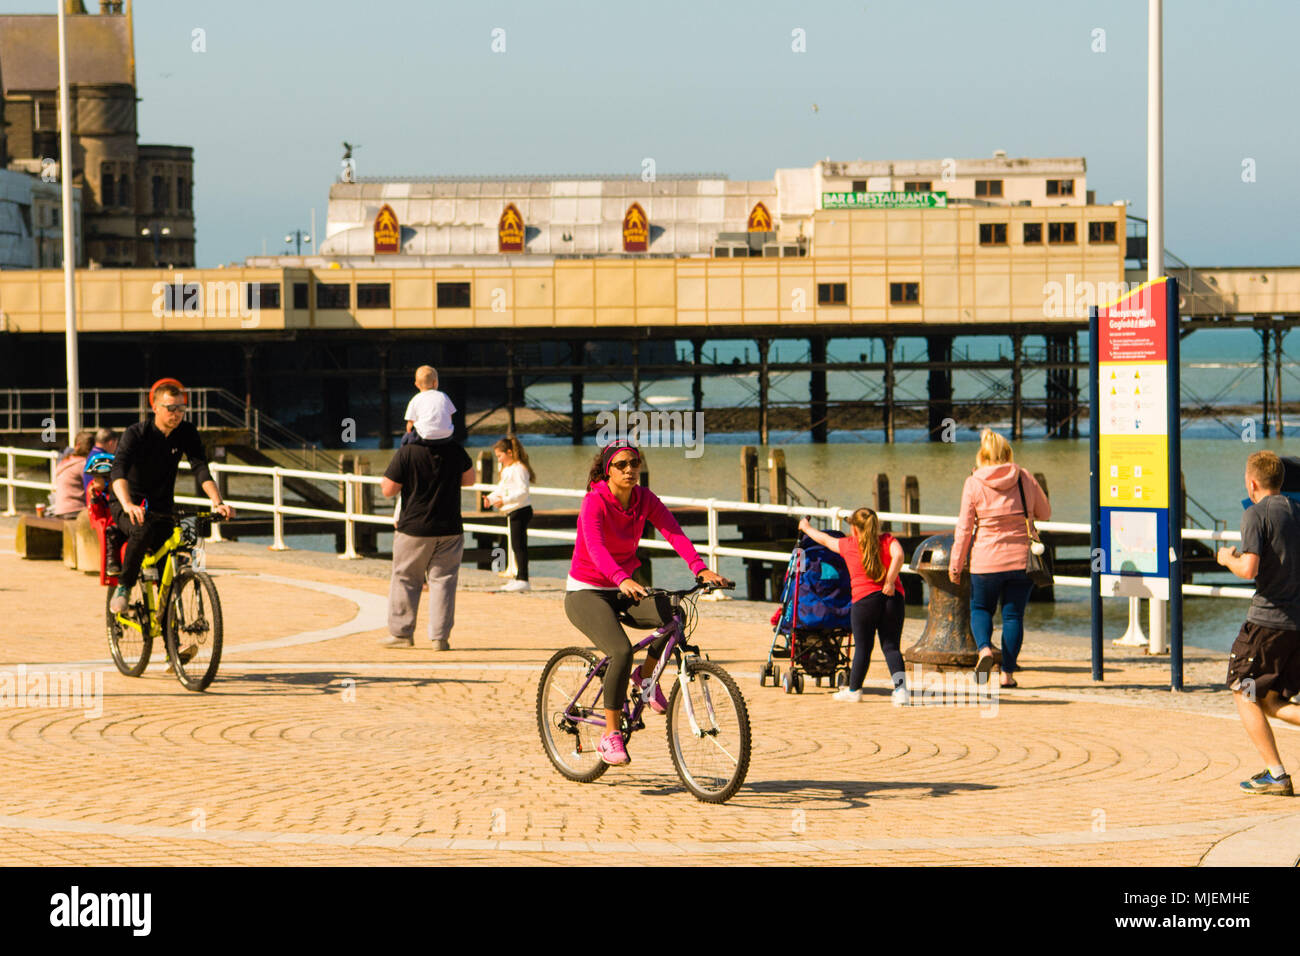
[206,462,225,543]
[700,498,729,601]
[340,476,359,560]
[3,451,15,516]
[1148,598,1168,655]
[270,467,289,551]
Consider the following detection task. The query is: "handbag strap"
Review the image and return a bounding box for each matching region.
[1015,471,1038,540]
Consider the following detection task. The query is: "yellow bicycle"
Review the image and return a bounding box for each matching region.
[106,509,223,692]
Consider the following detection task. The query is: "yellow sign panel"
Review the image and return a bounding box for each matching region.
[373,203,400,254]
[1098,434,1168,507]
[747,202,772,232]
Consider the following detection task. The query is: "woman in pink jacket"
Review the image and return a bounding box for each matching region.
[948,429,1051,687]
[564,441,730,766]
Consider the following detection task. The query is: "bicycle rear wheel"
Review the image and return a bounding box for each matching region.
[537,646,609,783]
[106,582,151,677]
[666,658,751,803]
[165,568,223,692]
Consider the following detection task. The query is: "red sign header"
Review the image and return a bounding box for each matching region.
[1097,278,1167,362]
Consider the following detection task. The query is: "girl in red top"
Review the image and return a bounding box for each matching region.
[798,508,908,705]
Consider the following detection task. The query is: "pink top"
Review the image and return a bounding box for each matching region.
[52,455,87,516]
[568,481,707,588]
[836,533,905,602]
[950,463,1052,575]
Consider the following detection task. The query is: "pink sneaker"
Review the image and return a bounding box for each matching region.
[597,732,629,765]
[632,666,668,714]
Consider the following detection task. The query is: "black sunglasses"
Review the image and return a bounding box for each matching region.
[609,457,642,471]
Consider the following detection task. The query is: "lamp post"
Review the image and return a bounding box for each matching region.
[141,223,171,267]
[285,230,312,255]
[57,1,79,442]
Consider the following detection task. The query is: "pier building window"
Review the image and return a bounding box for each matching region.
[904,181,931,192]
[100,164,116,209]
[357,283,391,308]
[1048,222,1077,244]
[247,282,281,311]
[1046,179,1075,197]
[975,179,1003,198]
[316,283,350,309]
[293,283,309,309]
[890,282,920,304]
[118,175,132,208]
[852,180,867,192]
[1088,221,1117,244]
[437,282,472,308]
[177,177,192,212]
[1023,223,1043,244]
[979,223,1008,245]
[817,282,847,306]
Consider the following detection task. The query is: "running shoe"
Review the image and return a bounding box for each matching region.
[891,685,911,707]
[500,579,531,592]
[632,666,667,714]
[1240,770,1293,796]
[831,687,863,702]
[108,585,129,614]
[597,732,629,765]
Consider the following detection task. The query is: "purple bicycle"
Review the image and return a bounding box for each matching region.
[536,581,752,804]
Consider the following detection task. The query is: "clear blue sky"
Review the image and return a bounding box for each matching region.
[10,0,1297,267]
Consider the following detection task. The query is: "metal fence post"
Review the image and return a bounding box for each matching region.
[270,467,289,551]
[340,477,359,560]
[3,451,15,516]
[206,462,225,543]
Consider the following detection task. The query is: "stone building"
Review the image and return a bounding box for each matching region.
[0,0,194,269]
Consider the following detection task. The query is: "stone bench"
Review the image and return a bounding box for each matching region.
[14,514,68,560]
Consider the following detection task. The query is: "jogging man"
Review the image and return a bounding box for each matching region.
[108,383,234,613]
[1217,450,1300,796]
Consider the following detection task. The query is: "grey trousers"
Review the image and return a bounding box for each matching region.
[389,531,464,643]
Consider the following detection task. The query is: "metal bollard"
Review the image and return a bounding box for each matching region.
[902,533,1000,670]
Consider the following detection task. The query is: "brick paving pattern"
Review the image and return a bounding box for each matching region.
[3,525,1298,866]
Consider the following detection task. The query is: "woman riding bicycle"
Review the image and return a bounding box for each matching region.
[565,441,729,766]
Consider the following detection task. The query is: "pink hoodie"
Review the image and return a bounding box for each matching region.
[568,481,707,588]
[950,463,1051,575]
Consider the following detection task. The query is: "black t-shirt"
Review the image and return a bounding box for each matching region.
[383,438,473,537]
[109,418,213,513]
[1240,493,1300,629]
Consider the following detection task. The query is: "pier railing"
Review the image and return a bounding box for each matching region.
[1,445,1254,601]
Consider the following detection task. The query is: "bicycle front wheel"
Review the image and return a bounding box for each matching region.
[666,659,751,804]
[106,581,151,677]
[165,568,223,692]
[537,647,609,784]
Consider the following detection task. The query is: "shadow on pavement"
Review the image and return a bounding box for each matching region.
[635,776,996,807]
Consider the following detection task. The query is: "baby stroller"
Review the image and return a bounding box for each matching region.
[762,531,854,694]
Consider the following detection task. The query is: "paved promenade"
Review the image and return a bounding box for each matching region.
[2,522,1298,866]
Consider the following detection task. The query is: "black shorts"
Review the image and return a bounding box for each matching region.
[1226,620,1300,700]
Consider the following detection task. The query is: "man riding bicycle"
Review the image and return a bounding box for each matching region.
[108,382,234,613]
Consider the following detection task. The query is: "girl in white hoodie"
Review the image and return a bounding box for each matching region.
[486,436,535,592]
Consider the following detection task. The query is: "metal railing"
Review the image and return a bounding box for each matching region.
[0,445,1254,600]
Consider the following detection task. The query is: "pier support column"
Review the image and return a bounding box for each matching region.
[631,339,641,410]
[1011,334,1024,440]
[569,340,585,445]
[809,335,827,443]
[1274,327,1286,437]
[691,339,704,424]
[883,336,895,443]
[757,337,771,445]
[926,334,953,442]
[505,340,517,435]
[241,345,256,430]
[1045,333,1072,439]
[377,346,391,449]
[1260,325,1272,439]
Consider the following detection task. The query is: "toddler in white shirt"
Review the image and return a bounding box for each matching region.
[402,365,456,443]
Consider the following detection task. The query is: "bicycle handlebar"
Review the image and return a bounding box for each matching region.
[642,580,735,599]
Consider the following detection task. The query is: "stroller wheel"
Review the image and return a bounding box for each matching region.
[795,673,806,694]
[759,662,771,687]
[782,670,794,694]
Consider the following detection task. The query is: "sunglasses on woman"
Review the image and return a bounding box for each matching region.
[609,457,642,471]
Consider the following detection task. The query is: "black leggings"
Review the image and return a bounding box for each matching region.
[110,505,174,590]
[507,506,532,582]
[849,591,906,692]
[564,589,673,710]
